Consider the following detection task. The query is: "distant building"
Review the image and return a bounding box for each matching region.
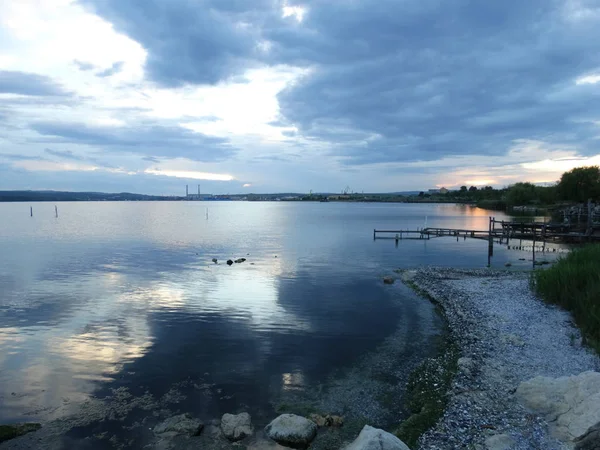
[428,187,449,195]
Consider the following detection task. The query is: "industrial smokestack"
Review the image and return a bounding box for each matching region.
[186,185,188,197]
[198,184,200,196]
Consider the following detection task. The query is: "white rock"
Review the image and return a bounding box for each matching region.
[344,425,410,450]
[154,413,203,436]
[485,433,515,450]
[516,371,600,442]
[221,412,253,441]
[458,357,475,374]
[265,414,317,447]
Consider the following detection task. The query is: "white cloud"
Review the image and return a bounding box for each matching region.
[13,160,98,172]
[282,5,306,22]
[576,74,600,85]
[144,169,234,181]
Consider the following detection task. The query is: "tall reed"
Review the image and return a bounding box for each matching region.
[532,244,600,352]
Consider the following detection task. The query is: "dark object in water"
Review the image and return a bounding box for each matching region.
[227,260,233,266]
[234,258,246,263]
[212,258,218,264]
[0,423,41,443]
[383,277,395,285]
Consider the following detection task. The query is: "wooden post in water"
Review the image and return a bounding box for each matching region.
[373,229,376,240]
[542,224,546,253]
[532,228,536,268]
[55,205,58,218]
[487,216,493,267]
[30,206,33,217]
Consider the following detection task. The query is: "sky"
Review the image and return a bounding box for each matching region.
[1,0,600,195]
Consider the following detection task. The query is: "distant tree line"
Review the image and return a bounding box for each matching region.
[413,166,600,210]
[502,166,600,207]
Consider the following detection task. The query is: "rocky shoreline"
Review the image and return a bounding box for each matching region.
[404,267,600,450]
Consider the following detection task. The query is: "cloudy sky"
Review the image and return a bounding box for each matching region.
[1,0,600,194]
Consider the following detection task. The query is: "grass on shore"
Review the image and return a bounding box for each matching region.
[531,244,600,353]
[394,340,458,448]
[395,276,459,448]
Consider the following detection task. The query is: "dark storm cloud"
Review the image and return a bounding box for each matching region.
[0,71,70,97]
[80,0,276,86]
[272,0,600,162]
[31,121,236,161]
[96,61,125,77]
[80,0,600,164]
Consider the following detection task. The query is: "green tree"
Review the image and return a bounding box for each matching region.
[557,166,600,202]
[468,186,478,192]
[506,182,537,206]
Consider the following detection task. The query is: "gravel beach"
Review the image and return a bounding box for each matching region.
[407,268,600,450]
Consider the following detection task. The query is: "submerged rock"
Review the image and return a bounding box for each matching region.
[212,258,218,264]
[344,425,410,450]
[154,413,203,436]
[234,258,246,263]
[516,371,600,442]
[485,433,516,450]
[265,414,317,447]
[309,413,344,428]
[383,277,395,285]
[575,421,600,449]
[221,412,253,441]
[0,423,41,443]
[227,259,234,266]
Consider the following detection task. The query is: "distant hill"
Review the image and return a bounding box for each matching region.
[0,189,426,202]
[0,190,182,202]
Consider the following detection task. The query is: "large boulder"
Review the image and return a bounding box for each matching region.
[265,414,317,447]
[154,414,203,436]
[221,412,253,441]
[516,371,600,442]
[575,421,600,450]
[344,425,410,450]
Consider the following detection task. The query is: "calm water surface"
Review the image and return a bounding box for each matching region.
[0,202,544,428]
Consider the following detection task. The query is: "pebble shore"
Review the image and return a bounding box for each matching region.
[407,267,600,450]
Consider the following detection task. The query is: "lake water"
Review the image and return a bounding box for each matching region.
[0,202,549,439]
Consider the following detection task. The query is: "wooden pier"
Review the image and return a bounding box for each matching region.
[374,217,600,242]
[374,217,600,267]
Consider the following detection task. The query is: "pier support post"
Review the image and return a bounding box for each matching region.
[488,217,494,267]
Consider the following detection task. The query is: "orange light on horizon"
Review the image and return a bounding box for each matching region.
[464,179,496,186]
